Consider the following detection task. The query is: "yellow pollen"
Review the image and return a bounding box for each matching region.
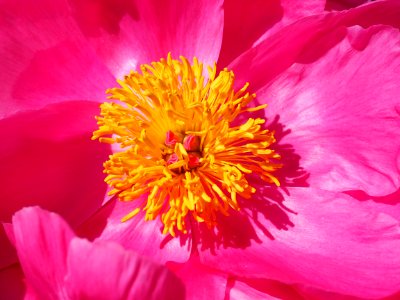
[93,54,281,236]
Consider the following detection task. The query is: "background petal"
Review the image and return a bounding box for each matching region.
[199,188,400,299]
[0,101,110,228]
[69,0,224,78]
[0,0,114,117]
[65,239,185,300]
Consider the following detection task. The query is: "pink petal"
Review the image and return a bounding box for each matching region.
[0,101,110,227]
[69,0,224,78]
[168,255,227,300]
[0,0,114,117]
[79,197,191,264]
[0,265,26,300]
[257,25,400,196]
[230,3,400,196]
[65,238,185,300]
[12,207,75,299]
[198,188,400,299]
[219,0,325,67]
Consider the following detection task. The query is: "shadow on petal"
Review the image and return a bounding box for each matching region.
[344,188,400,205]
[172,115,309,253]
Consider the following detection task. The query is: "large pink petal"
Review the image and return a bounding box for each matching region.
[229,2,400,196]
[0,0,115,117]
[0,265,26,300]
[79,197,191,264]
[198,188,400,299]
[0,101,110,226]
[69,0,224,78]
[65,238,185,300]
[255,25,400,196]
[12,207,75,299]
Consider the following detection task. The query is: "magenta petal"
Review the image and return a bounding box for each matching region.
[0,0,114,116]
[12,207,74,299]
[65,239,185,300]
[69,0,224,78]
[230,0,400,92]
[199,188,400,299]
[85,198,190,264]
[219,0,325,67]
[254,25,400,196]
[0,101,110,227]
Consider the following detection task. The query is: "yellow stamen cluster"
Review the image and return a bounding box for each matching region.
[93,54,281,236]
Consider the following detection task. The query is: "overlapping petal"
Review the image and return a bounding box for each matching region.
[80,197,191,264]
[11,206,185,300]
[0,101,110,270]
[230,2,400,196]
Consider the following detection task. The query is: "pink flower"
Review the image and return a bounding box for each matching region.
[1,0,400,299]
[3,206,184,300]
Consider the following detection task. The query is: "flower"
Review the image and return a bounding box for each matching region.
[1,0,400,299]
[92,54,281,236]
[5,206,185,300]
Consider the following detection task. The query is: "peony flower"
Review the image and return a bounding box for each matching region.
[1,0,400,299]
[4,206,184,300]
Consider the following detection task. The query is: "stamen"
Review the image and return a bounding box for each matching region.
[93,54,281,236]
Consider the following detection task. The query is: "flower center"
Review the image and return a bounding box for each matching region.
[93,54,281,236]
